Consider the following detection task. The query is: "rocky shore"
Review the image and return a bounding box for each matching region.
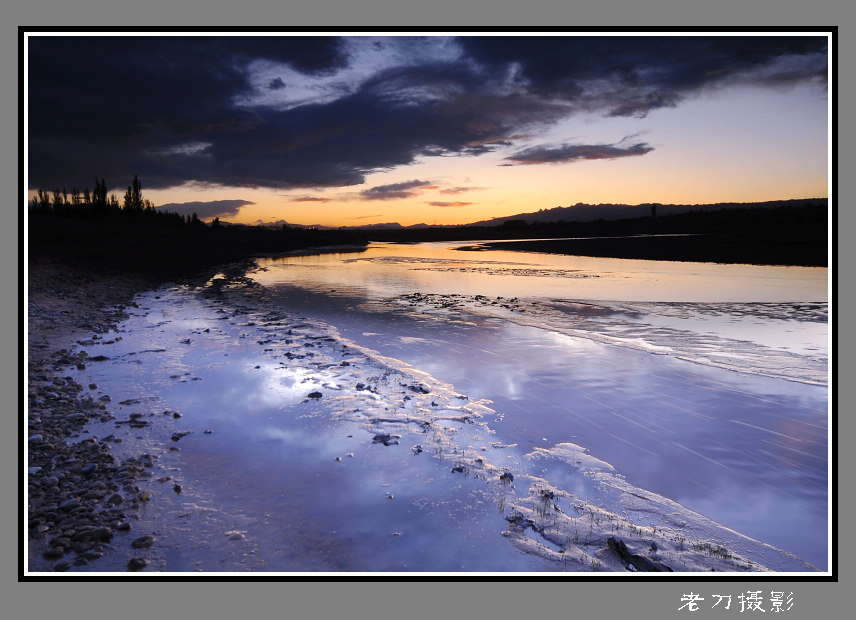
[26,260,168,572]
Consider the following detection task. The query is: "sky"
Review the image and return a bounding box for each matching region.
[25,32,830,227]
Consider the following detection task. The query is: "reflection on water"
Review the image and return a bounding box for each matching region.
[253,240,828,303]
[254,283,827,568]
[71,240,828,572]
[250,241,829,569]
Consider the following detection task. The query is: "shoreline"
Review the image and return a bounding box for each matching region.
[455,234,828,267]
[25,250,371,572]
[26,260,183,572]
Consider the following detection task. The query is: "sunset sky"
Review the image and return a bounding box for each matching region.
[25,32,830,227]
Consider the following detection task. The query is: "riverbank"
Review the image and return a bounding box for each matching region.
[26,260,170,571]
[456,232,828,267]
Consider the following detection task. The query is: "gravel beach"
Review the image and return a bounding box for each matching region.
[26,260,167,572]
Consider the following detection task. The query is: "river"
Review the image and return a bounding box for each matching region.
[70,240,830,573]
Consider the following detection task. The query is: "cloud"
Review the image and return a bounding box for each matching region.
[503,141,655,165]
[428,201,475,207]
[359,180,436,200]
[27,34,827,192]
[440,186,486,195]
[156,199,254,219]
[289,195,333,203]
[457,35,828,118]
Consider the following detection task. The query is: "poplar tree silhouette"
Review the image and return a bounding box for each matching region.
[123,175,144,212]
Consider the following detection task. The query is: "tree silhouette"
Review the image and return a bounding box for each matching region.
[123,175,144,212]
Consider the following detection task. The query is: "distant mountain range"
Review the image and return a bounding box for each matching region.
[253,197,827,230]
[462,198,827,227]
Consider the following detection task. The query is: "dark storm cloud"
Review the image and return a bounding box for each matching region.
[27,34,827,192]
[359,180,436,200]
[456,35,827,118]
[156,199,254,219]
[27,36,351,190]
[504,141,655,165]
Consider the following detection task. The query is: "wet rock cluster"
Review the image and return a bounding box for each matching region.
[27,355,150,571]
[27,262,169,572]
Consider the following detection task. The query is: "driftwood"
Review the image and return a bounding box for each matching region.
[607,537,673,572]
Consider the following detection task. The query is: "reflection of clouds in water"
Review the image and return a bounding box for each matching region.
[342,255,534,266]
[261,426,305,444]
[412,266,598,278]
[87,279,829,571]
[257,241,829,304]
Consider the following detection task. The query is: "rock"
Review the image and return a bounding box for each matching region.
[607,537,673,572]
[500,472,514,482]
[372,434,400,446]
[127,557,147,571]
[171,431,191,442]
[80,463,97,476]
[307,391,323,399]
[72,526,112,543]
[81,549,103,562]
[42,547,65,560]
[58,498,81,510]
[131,535,155,549]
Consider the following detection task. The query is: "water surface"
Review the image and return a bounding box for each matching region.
[73,241,829,572]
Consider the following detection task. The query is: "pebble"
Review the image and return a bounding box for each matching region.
[131,535,155,549]
[372,434,400,446]
[80,463,98,476]
[27,343,152,571]
[127,557,147,571]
